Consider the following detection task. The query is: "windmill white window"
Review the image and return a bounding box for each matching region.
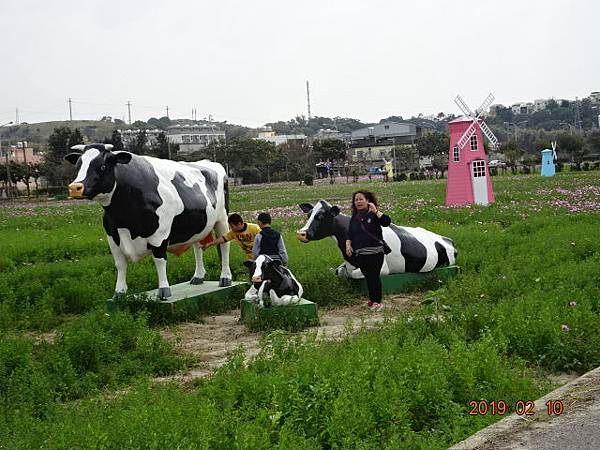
[470,135,478,151]
[472,160,486,177]
[453,145,460,162]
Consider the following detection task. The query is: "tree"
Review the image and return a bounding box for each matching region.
[585,130,600,153]
[498,141,525,173]
[557,132,585,168]
[546,99,559,112]
[45,126,77,186]
[147,116,172,130]
[415,131,449,157]
[154,132,170,159]
[220,139,280,184]
[130,130,147,155]
[431,153,448,178]
[312,139,347,164]
[68,128,84,148]
[394,145,419,172]
[108,129,124,151]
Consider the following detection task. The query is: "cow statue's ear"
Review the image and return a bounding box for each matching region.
[330,206,340,217]
[64,153,82,165]
[114,152,133,165]
[299,203,313,214]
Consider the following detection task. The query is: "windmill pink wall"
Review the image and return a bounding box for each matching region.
[445,117,495,206]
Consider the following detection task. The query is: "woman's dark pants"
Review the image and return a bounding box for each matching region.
[356,253,385,302]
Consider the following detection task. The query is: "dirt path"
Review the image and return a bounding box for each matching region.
[158,293,422,383]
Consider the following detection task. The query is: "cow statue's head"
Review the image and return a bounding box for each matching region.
[248,254,284,287]
[64,143,132,201]
[296,200,340,242]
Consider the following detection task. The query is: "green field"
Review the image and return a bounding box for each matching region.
[1,171,600,448]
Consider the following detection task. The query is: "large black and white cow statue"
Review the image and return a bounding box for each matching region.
[244,255,303,307]
[296,200,457,279]
[65,143,232,299]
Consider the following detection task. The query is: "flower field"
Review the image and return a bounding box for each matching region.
[1,170,600,448]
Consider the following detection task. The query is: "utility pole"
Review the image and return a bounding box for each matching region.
[574,97,583,134]
[68,98,73,121]
[306,80,311,120]
[19,141,30,197]
[1,121,14,199]
[127,101,132,124]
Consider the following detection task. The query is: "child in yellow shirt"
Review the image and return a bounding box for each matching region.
[202,213,261,263]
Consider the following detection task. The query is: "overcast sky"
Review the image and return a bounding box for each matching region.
[0,0,598,128]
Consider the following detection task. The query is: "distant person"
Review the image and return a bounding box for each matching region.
[345,190,391,310]
[202,213,260,267]
[252,212,288,266]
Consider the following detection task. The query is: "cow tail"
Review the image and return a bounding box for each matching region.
[224,177,230,214]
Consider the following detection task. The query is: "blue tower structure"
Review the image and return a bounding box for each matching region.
[541,145,556,177]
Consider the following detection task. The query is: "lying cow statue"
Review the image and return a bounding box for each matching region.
[244,255,304,307]
[65,143,232,299]
[296,200,457,279]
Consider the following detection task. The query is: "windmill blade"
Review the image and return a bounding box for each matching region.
[454,95,474,117]
[479,120,498,148]
[456,121,477,150]
[475,93,495,116]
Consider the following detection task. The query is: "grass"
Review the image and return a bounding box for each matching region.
[1,170,600,448]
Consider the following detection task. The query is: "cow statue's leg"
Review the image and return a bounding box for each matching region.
[350,267,365,279]
[213,220,232,287]
[190,242,206,284]
[244,285,259,302]
[380,257,391,276]
[335,261,357,278]
[108,236,128,297]
[150,242,171,299]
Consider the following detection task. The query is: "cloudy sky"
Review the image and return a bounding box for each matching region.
[0,0,598,127]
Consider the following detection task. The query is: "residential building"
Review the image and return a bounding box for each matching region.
[533,99,550,112]
[3,143,43,164]
[348,122,422,168]
[589,91,600,106]
[167,124,225,154]
[256,133,308,146]
[315,128,351,142]
[257,126,276,139]
[511,102,534,115]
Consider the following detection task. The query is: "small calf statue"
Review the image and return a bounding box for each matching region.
[244,255,304,307]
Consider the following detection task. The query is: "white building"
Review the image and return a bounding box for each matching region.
[256,132,307,146]
[167,124,225,154]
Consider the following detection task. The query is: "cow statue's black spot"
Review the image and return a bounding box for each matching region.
[388,223,428,272]
[169,171,209,244]
[103,157,162,242]
[199,167,219,209]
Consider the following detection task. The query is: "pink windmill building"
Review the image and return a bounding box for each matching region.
[446,93,499,206]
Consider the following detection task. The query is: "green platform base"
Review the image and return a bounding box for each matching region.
[106,281,248,315]
[240,298,318,331]
[352,265,460,295]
